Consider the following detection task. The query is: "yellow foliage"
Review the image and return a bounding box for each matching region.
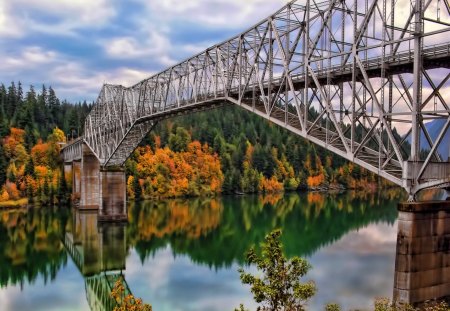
[127,175,135,198]
[50,127,66,143]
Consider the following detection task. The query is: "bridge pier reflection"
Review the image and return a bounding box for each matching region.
[62,209,131,311]
[394,201,450,308]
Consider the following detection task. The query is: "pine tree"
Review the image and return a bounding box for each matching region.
[25,158,35,178]
[133,174,142,201]
[57,170,69,205]
[0,145,7,186]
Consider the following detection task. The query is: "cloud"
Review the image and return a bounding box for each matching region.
[103,30,176,66]
[140,0,287,29]
[0,47,58,74]
[0,0,116,38]
[0,45,153,101]
[50,62,154,100]
[0,1,23,37]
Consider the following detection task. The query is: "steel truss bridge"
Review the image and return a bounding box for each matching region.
[62,0,450,201]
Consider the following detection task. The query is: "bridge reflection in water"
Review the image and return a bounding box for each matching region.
[62,209,132,311]
[394,201,450,308]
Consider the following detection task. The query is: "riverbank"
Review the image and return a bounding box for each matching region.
[0,198,28,209]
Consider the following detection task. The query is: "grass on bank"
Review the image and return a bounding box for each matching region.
[0,198,28,209]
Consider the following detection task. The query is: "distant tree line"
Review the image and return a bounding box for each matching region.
[132,105,387,197]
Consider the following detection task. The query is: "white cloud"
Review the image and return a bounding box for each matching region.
[0,1,23,37]
[104,30,176,66]
[0,47,58,73]
[50,62,154,99]
[140,0,287,29]
[17,0,115,25]
[0,0,116,38]
[0,45,153,100]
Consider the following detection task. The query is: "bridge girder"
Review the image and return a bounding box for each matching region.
[62,0,450,199]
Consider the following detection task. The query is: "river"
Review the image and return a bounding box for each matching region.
[0,190,414,310]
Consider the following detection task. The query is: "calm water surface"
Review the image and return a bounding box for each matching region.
[0,191,405,311]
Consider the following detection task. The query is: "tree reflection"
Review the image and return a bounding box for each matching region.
[0,190,403,290]
[0,207,69,287]
[129,191,400,267]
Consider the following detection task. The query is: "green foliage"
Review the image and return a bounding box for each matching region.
[0,145,7,186]
[148,105,386,194]
[238,229,316,311]
[235,304,250,311]
[0,81,91,197]
[325,303,341,311]
[0,81,91,140]
[57,171,70,206]
[168,127,191,152]
[133,174,142,201]
[373,299,450,311]
[25,158,35,178]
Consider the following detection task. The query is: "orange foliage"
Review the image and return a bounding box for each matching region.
[259,193,283,206]
[0,189,9,201]
[259,176,283,193]
[10,128,25,143]
[35,166,49,179]
[31,141,51,166]
[307,192,325,205]
[3,128,27,160]
[4,182,20,200]
[307,173,325,189]
[131,141,223,199]
[130,199,222,240]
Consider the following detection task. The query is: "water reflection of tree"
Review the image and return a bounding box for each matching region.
[0,207,69,287]
[129,191,400,268]
[0,190,404,286]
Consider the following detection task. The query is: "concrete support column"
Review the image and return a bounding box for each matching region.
[80,145,100,210]
[98,169,127,222]
[72,160,81,199]
[394,201,450,308]
[64,162,73,189]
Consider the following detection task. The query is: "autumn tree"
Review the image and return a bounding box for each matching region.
[110,277,152,311]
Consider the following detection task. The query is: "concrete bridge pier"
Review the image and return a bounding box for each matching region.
[80,145,100,210]
[64,162,73,186]
[99,168,127,222]
[79,145,127,222]
[393,201,450,308]
[72,160,81,200]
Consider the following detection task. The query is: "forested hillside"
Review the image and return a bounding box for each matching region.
[0,82,386,204]
[126,104,384,199]
[0,82,90,205]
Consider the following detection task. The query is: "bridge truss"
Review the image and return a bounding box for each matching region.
[68,0,450,200]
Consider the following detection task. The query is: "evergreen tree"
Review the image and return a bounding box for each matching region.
[57,171,69,206]
[133,174,142,201]
[0,145,7,186]
[25,158,35,178]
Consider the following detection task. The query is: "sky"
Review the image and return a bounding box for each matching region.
[0,0,289,102]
